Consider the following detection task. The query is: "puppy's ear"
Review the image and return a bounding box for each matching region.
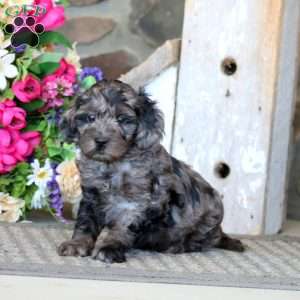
[135,90,164,149]
[59,104,78,143]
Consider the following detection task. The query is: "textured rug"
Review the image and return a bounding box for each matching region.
[0,223,300,291]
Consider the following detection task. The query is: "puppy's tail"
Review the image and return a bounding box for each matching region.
[216,233,245,252]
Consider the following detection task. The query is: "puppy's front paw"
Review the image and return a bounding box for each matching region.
[57,237,94,257]
[92,246,126,263]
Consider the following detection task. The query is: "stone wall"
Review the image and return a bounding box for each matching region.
[61,0,185,79]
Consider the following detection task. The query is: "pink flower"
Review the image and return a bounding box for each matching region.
[40,98,64,113]
[51,59,77,84]
[42,79,58,99]
[41,71,74,112]
[0,100,26,130]
[57,77,74,97]
[20,131,42,158]
[0,128,21,174]
[0,129,13,149]
[12,75,41,103]
[0,152,17,174]
[34,0,65,31]
[0,128,41,174]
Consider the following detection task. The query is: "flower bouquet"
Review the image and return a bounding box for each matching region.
[0,0,103,222]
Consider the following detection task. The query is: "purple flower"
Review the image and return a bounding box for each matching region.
[73,83,80,93]
[14,44,27,54]
[47,109,63,126]
[54,109,63,126]
[48,164,64,220]
[80,67,103,82]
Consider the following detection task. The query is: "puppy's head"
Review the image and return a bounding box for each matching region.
[61,80,164,162]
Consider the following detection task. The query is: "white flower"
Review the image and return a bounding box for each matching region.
[27,159,53,210]
[66,43,81,73]
[27,159,54,189]
[56,159,82,204]
[56,159,82,219]
[31,188,48,210]
[0,193,25,223]
[0,29,10,49]
[0,49,18,90]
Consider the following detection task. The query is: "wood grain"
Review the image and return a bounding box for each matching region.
[173,0,300,234]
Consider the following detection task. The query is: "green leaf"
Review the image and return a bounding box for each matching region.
[61,148,76,161]
[2,88,14,99]
[33,147,44,161]
[29,52,63,76]
[28,63,41,75]
[13,162,31,175]
[0,177,14,186]
[21,65,28,79]
[46,138,65,160]
[44,123,52,139]
[24,185,38,210]
[11,181,26,198]
[56,0,70,6]
[39,31,72,49]
[40,62,60,76]
[26,120,47,132]
[0,162,34,205]
[29,62,60,77]
[33,52,64,64]
[48,146,63,158]
[19,100,45,112]
[16,52,33,79]
[81,76,97,90]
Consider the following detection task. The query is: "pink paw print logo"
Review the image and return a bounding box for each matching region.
[4,16,44,48]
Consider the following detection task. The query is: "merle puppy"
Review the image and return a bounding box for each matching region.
[58,80,244,263]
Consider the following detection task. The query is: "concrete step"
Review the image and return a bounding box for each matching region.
[1,275,300,300]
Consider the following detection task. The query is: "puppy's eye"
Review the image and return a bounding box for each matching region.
[117,115,136,125]
[87,114,96,123]
[75,113,96,126]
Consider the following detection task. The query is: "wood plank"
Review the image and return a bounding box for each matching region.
[119,39,180,90]
[173,0,300,234]
[145,65,179,151]
[264,0,300,233]
[120,39,180,151]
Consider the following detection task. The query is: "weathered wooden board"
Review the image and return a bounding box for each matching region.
[264,0,300,233]
[173,0,300,234]
[120,40,180,152]
[145,65,178,151]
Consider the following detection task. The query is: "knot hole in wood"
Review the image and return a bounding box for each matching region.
[221,58,237,76]
[214,162,231,179]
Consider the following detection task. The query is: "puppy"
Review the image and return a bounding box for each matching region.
[58,80,244,263]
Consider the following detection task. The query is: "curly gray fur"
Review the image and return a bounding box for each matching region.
[57,80,244,263]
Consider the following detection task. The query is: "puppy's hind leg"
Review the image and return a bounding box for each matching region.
[216,232,245,252]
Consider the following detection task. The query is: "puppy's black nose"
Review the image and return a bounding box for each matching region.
[95,139,108,151]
